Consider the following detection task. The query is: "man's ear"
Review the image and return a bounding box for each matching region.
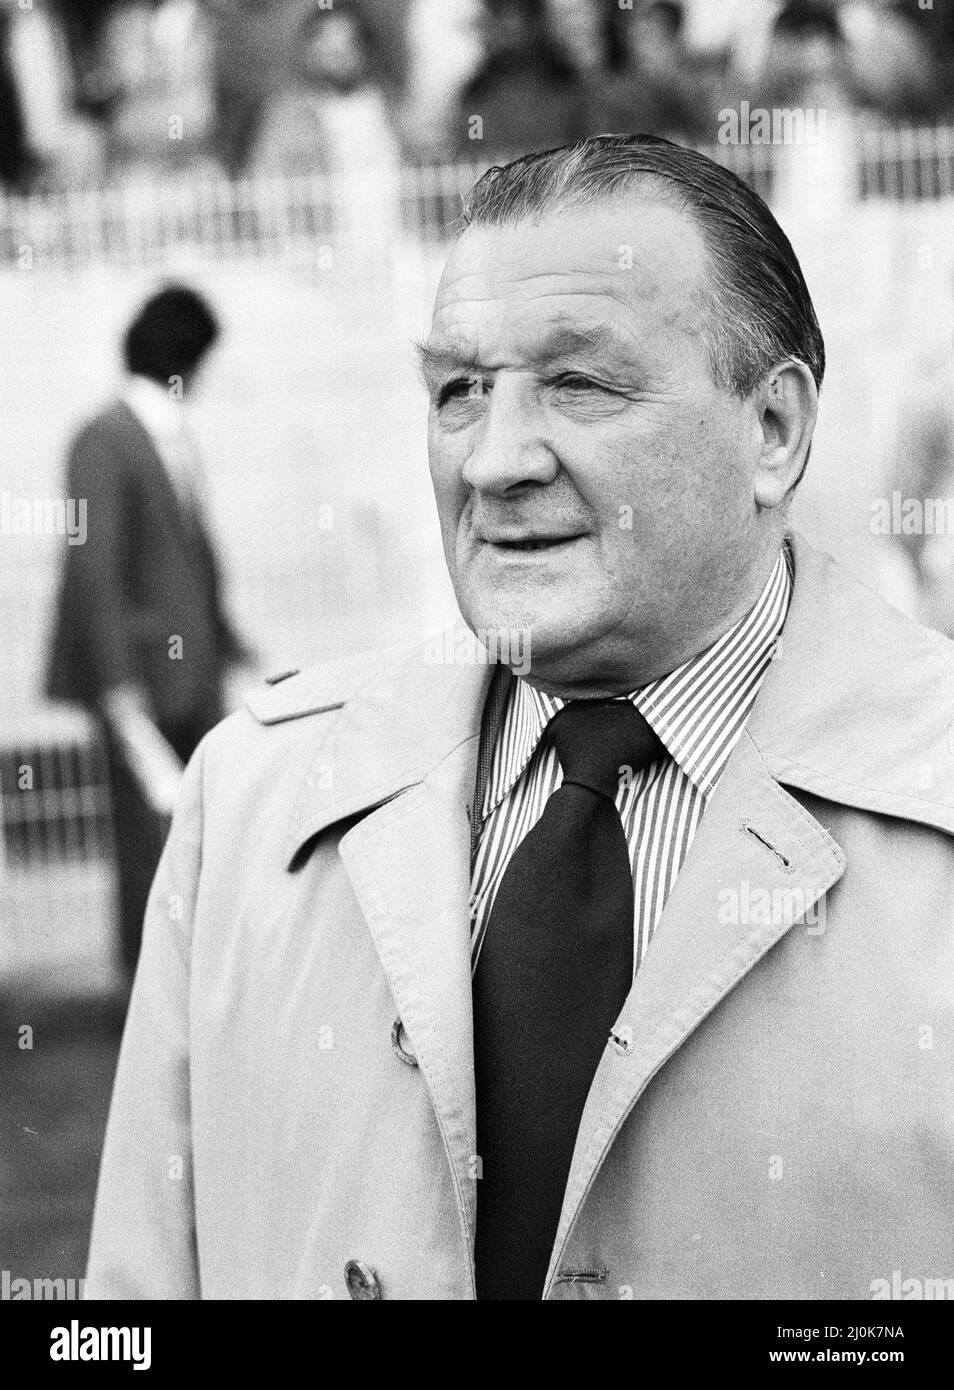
[752,360,818,510]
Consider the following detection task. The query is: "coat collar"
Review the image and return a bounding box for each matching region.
[747,530,954,834]
[262,645,495,870]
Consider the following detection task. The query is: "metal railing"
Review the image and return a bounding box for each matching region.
[4,122,951,274]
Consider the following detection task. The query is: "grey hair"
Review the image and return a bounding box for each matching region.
[461,133,825,403]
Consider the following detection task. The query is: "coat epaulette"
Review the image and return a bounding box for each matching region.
[243,643,411,727]
[244,663,356,726]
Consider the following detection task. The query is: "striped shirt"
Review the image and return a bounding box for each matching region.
[470,546,793,972]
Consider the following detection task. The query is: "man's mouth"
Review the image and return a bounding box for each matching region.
[484,534,585,552]
[499,538,567,551]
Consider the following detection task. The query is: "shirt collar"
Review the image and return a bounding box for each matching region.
[482,545,793,817]
[124,374,185,443]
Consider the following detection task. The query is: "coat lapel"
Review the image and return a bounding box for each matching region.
[338,749,479,1267]
[283,642,493,1281]
[544,728,846,1292]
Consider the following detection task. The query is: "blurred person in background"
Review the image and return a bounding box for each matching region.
[455,0,587,160]
[45,285,254,982]
[593,1,709,143]
[753,0,852,111]
[399,0,483,158]
[52,0,124,125]
[200,0,294,173]
[3,0,106,190]
[543,0,604,78]
[0,3,35,190]
[885,355,954,635]
[741,0,857,219]
[843,0,944,122]
[97,0,217,176]
[249,0,397,176]
[249,0,401,269]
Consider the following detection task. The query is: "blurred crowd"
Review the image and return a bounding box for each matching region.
[1,0,953,192]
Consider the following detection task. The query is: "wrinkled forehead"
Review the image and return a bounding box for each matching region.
[429,198,711,369]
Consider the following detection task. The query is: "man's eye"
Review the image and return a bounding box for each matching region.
[554,374,602,392]
[437,376,486,406]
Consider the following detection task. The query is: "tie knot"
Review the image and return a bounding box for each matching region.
[545,698,665,801]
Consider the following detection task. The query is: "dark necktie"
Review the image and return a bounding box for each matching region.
[473,697,665,1300]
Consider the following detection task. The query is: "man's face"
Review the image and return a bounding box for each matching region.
[422,198,769,693]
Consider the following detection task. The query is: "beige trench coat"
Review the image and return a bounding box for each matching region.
[86,533,954,1299]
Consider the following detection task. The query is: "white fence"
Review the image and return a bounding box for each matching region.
[0,148,769,272]
[3,121,954,276]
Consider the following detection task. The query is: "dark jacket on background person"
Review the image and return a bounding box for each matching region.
[46,398,243,725]
[46,396,245,978]
[457,52,588,161]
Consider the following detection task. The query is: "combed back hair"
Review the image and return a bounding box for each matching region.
[461,133,825,402]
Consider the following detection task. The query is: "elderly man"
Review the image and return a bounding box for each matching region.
[87,135,954,1301]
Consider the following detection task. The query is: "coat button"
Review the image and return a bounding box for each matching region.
[344,1259,381,1301]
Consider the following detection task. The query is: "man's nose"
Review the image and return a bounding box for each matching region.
[460,375,558,496]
